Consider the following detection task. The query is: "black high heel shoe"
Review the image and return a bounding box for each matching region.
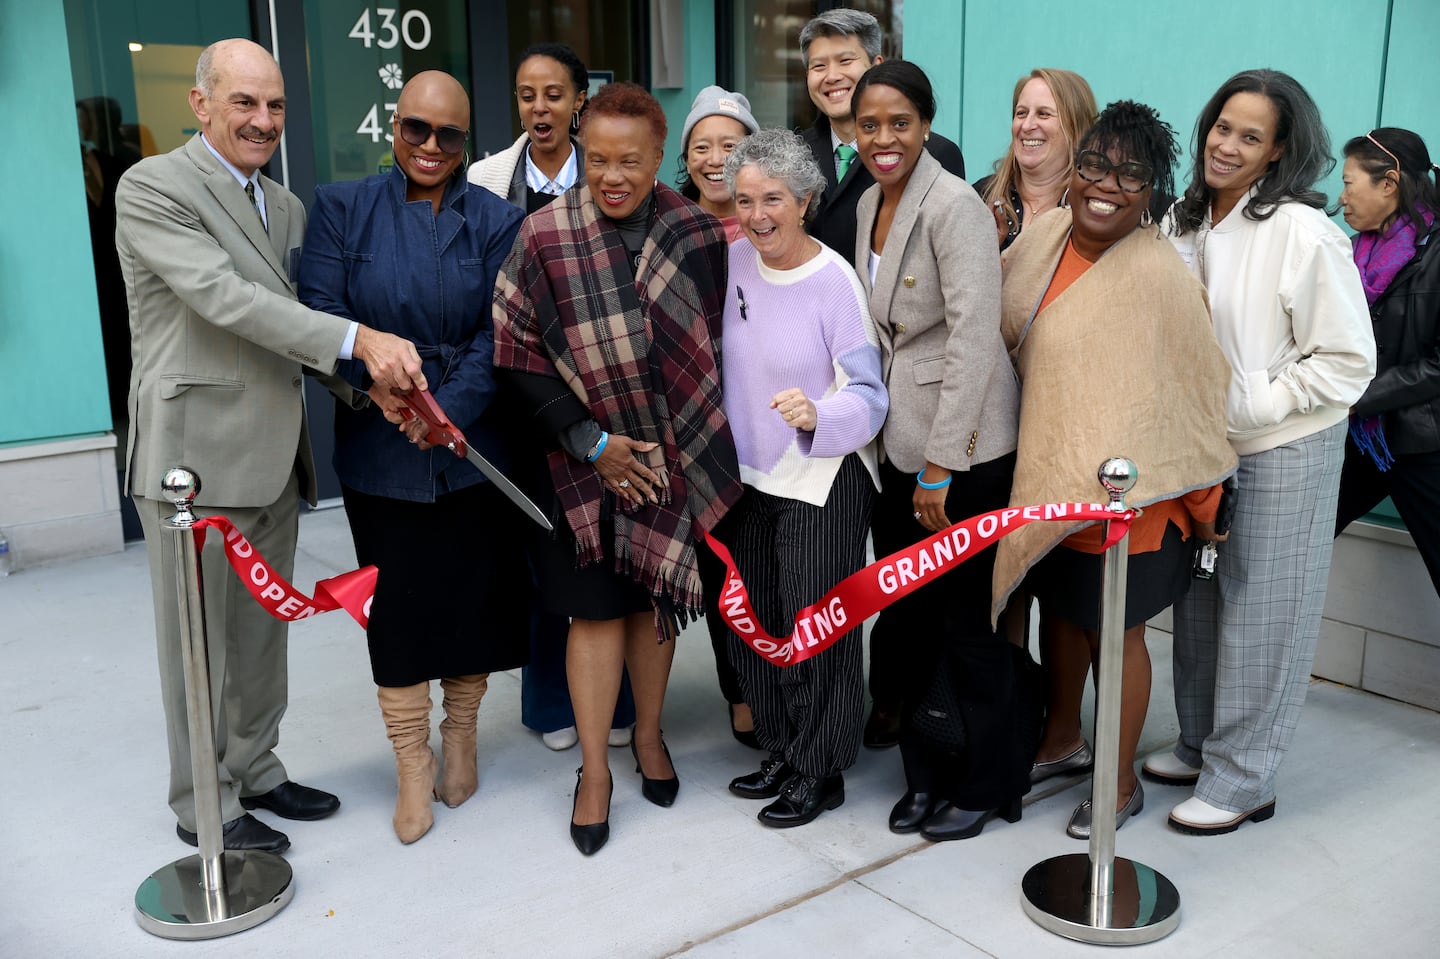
[729,703,762,751]
[631,736,679,807]
[569,767,612,856]
[919,795,1023,843]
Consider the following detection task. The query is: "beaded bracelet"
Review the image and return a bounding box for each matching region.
[916,467,952,490]
[586,431,610,463]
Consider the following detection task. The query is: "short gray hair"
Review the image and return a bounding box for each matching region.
[799,9,882,63]
[723,128,826,221]
[195,43,220,97]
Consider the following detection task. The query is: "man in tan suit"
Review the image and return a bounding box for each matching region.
[116,38,426,853]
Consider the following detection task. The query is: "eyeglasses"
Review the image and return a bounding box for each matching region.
[1075,150,1153,194]
[394,115,468,155]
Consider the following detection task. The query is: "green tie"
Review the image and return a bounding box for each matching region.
[835,143,857,181]
[245,180,267,232]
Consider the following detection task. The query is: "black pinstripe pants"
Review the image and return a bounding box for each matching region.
[724,454,876,778]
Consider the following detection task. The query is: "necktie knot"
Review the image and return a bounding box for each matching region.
[835,143,858,181]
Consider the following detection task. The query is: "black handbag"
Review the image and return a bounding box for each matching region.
[909,654,968,754]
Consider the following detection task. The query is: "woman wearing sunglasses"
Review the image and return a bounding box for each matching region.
[468,43,639,758]
[994,101,1236,839]
[1153,71,1373,836]
[297,70,532,845]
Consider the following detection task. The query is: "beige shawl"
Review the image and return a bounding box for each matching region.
[991,209,1237,622]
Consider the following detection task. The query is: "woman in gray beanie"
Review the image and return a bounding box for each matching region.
[677,85,759,242]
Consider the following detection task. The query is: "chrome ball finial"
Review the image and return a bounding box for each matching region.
[1098,457,1137,509]
[161,466,201,524]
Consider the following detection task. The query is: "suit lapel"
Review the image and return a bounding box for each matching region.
[185,136,291,286]
[868,153,940,332]
[264,178,291,262]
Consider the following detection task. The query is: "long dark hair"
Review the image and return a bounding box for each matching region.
[1337,127,1440,235]
[1171,69,1331,235]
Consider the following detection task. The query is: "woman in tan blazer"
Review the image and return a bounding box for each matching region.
[853,61,1032,843]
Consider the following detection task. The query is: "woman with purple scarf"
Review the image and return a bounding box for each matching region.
[1335,127,1440,594]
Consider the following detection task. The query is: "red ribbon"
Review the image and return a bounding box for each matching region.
[193,517,377,629]
[701,502,1134,668]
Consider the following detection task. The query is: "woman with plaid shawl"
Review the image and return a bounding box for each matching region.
[493,83,743,856]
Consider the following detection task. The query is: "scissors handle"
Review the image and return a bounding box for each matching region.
[393,388,468,456]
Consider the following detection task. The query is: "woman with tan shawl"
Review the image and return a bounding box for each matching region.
[994,102,1236,841]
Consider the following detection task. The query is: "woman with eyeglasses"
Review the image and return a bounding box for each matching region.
[298,70,532,845]
[1334,128,1440,597]
[851,61,1029,843]
[493,83,742,856]
[994,101,1236,840]
[468,43,639,757]
[1150,70,1373,836]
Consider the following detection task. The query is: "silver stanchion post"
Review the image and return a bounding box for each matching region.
[134,467,294,939]
[1020,458,1181,944]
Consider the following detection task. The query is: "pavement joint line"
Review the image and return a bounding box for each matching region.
[664,839,931,955]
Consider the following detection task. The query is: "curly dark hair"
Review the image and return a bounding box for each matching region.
[579,81,666,148]
[1077,100,1180,205]
[1336,127,1439,235]
[1171,69,1332,236]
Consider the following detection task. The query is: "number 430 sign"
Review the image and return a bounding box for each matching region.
[348,7,433,49]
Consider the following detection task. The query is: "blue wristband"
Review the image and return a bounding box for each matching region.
[586,430,609,463]
[916,467,952,490]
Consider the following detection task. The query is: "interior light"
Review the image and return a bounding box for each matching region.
[128,42,144,53]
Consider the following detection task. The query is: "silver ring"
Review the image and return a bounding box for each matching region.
[618,479,630,488]
[914,511,923,520]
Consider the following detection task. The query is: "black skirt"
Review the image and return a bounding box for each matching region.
[528,504,654,621]
[1029,520,1192,631]
[343,482,531,686]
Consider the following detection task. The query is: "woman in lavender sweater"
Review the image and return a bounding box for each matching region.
[717,129,888,829]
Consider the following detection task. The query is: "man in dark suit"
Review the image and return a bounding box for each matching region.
[116,38,426,853]
[798,9,966,271]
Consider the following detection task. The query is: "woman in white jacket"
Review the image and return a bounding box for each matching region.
[1152,69,1375,834]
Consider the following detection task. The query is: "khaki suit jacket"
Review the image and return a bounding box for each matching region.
[116,135,353,508]
[855,151,1018,473]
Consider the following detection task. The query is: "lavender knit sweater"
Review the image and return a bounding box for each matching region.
[721,238,887,506]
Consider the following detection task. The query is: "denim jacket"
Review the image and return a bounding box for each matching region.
[298,166,524,502]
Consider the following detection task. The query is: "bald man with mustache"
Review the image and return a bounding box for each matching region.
[116,38,426,854]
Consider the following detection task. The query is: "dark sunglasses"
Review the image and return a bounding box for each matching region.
[1075,150,1153,193]
[394,115,467,155]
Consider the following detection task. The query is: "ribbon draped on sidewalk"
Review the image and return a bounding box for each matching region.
[701,502,1134,668]
[193,516,377,628]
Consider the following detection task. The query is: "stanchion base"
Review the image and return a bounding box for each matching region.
[135,850,293,940]
[1021,854,1179,945]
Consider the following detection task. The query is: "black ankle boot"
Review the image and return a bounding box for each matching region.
[757,773,844,828]
[888,791,938,834]
[920,796,1023,843]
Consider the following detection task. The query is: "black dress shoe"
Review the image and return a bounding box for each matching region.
[177,813,290,853]
[729,703,762,751]
[757,773,844,828]
[920,797,1023,843]
[240,781,341,821]
[729,754,795,800]
[631,737,679,807]
[569,767,612,856]
[862,703,901,749]
[888,791,938,834]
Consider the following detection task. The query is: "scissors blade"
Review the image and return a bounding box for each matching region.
[459,443,554,532]
[394,388,554,531]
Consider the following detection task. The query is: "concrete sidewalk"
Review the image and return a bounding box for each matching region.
[2,507,1437,958]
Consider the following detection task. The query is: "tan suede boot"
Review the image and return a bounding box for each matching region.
[436,673,489,807]
[377,683,437,843]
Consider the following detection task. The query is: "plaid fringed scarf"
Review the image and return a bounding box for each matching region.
[493,183,743,623]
